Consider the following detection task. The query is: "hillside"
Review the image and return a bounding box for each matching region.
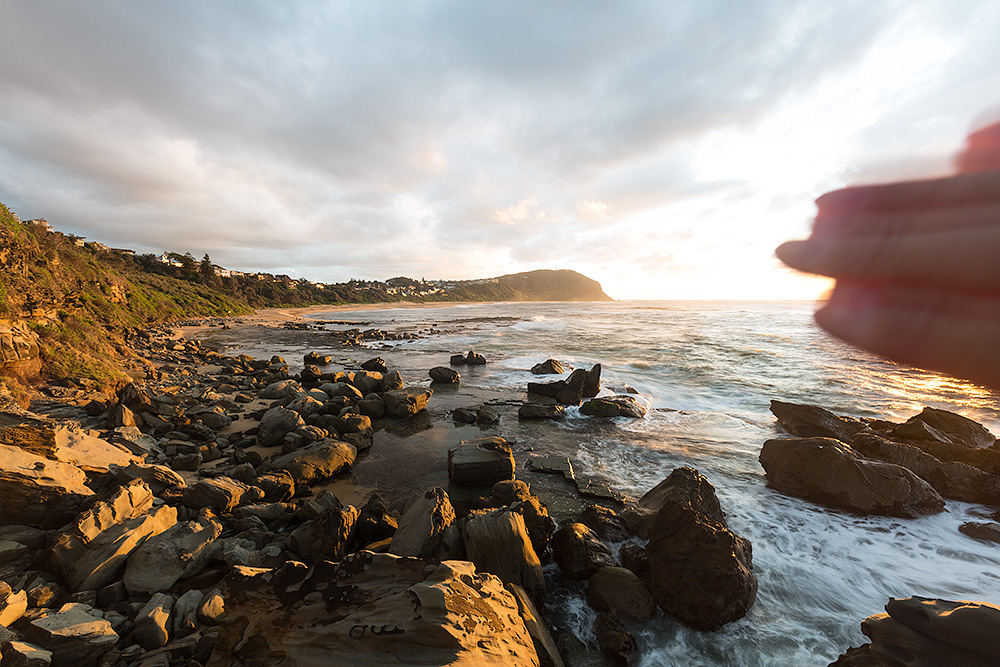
[0,204,611,385]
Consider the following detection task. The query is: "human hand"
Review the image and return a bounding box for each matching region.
[776,122,1000,390]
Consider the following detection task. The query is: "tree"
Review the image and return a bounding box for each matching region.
[199,253,215,283]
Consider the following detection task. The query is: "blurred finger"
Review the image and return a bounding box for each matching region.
[815,281,1000,390]
[815,170,1000,216]
[812,201,1000,238]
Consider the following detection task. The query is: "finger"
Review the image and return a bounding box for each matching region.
[812,201,1000,238]
[957,121,1000,174]
[815,281,1000,390]
[815,170,1000,216]
[775,227,1000,290]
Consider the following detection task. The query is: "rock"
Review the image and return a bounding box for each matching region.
[257,407,305,447]
[172,589,203,638]
[583,364,601,398]
[851,433,1000,505]
[587,566,655,620]
[905,408,996,449]
[378,370,403,393]
[517,404,566,420]
[124,514,223,594]
[580,396,646,419]
[106,404,138,429]
[453,407,477,424]
[477,405,500,425]
[188,405,232,430]
[450,353,466,366]
[388,487,462,560]
[351,371,383,396]
[463,509,545,599]
[255,471,295,502]
[287,504,360,563]
[507,584,565,667]
[527,456,575,481]
[465,350,487,365]
[0,586,27,626]
[286,396,326,419]
[448,437,515,486]
[383,387,432,418]
[304,352,332,366]
[551,523,616,580]
[555,369,587,406]
[134,593,173,650]
[357,396,386,419]
[208,553,539,667]
[826,644,886,666]
[266,440,357,485]
[619,543,649,580]
[530,359,564,375]
[182,477,250,513]
[323,382,363,400]
[361,357,388,373]
[645,466,757,631]
[759,438,945,517]
[27,603,117,667]
[593,613,637,665]
[352,494,398,551]
[41,425,140,474]
[429,367,460,384]
[959,522,1000,543]
[0,444,93,528]
[108,463,186,494]
[579,505,630,543]
[861,598,1000,666]
[197,590,225,625]
[0,641,53,666]
[260,380,304,401]
[769,400,867,442]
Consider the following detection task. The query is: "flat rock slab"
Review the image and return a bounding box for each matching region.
[267,440,357,485]
[124,515,223,594]
[527,456,575,482]
[0,444,93,528]
[448,437,515,487]
[28,603,118,667]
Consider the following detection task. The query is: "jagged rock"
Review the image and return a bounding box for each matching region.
[304,352,332,366]
[0,585,27,626]
[124,514,223,594]
[904,408,996,449]
[507,584,565,667]
[197,590,225,626]
[619,543,649,580]
[530,359,564,375]
[555,369,587,406]
[0,640,53,666]
[27,603,117,667]
[448,437,515,487]
[286,397,326,419]
[851,433,1000,505]
[429,367,460,384]
[255,471,295,503]
[266,440,357,485]
[106,404,138,429]
[527,456,574,481]
[463,510,545,599]
[645,466,757,631]
[593,612,637,665]
[465,350,487,365]
[287,504,360,563]
[580,396,646,419]
[0,444,93,528]
[182,477,250,513]
[551,523,616,580]
[760,438,945,517]
[383,387,432,418]
[208,553,539,667]
[351,371,383,395]
[587,566,656,620]
[517,404,565,420]
[188,405,231,430]
[580,505,630,543]
[769,400,867,442]
[134,593,173,650]
[352,494,398,551]
[583,364,601,398]
[388,487,461,560]
[862,597,1000,666]
[827,644,887,666]
[488,482,555,559]
[172,589,203,639]
[257,407,305,447]
[109,463,186,494]
[361,357,388,373]
[959,522,1000,543]
[378,370,403,393]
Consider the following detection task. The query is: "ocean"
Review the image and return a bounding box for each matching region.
[231,300,1000,666]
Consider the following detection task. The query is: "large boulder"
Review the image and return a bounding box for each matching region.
[208,553,540,667]
[551,523,616,580]
[266,440,357,486]
[580,396,646,419]
[182,477,251,513]
[383,387,432,418]
[860,597,1000,666]
[645,466,757,631]
[124,513,223,594]
[462,510,545,599]
[448,437,515,487]
[851,433,1000,505]
[27,603,117,667]
[530,359,564,375]
[586,566,656,620]
[258,407,306,447]
[583,364,601,398]
[517,404,565,421]
[429,367,460,384]
[760,438,945,517]
[903,408,996,449]
[0,444,93,528]
[287,504,360,563]
[769,400,867,442]
[389,487,462,560]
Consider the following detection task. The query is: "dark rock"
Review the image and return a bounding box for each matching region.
[518,403,566,420]
[555,369,587,406]
[905,408,996,449]
[84,400,106,417]
[507,583,566,667]
[27,602,118,667]
[448,437,515,486]
[526,381,561,397]
[760,438,946,517]
[551,522,616,580]
[383,387,432,418]
[462,509,545,599]
[530,359,565,375]
[645,466,757,631]
[255,470,295,502]
[266,440,357,485]
[593,612,637,665]
[182,477,250,513]
[477,405,500,425]
[429,367,460,384]
[583,364,602,398]
[257,407,305,447]
[361,357,388,373]
[465,350,487,365]
[827,644,888,666]
[769,400,866,442]
[449,354,466,366]
[378,370,404,393]
[287,504,359,563]
[580,505,630,542]
[587,566,656,620]
[388,487,462,560]
[452,407,477,424]
[580,396,646,419]
[352,494,398,550]
[959,522,1000,544]
[619,543,649,580]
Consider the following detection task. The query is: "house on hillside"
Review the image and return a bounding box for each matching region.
[24,218,52,232]
[157,252,184,268]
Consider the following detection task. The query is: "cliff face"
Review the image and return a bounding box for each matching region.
[448,270,613,302]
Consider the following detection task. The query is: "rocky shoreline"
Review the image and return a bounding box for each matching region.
[0,312,997,666]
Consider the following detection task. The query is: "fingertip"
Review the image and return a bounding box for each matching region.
[775,240,811,271]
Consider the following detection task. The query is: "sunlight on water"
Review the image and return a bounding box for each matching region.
[305,301,1000,665]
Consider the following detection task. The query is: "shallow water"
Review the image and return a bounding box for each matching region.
[232,301,1000,665]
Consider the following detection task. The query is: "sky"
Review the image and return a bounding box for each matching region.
[2,1,999,300]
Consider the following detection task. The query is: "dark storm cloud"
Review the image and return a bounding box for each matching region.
[0,0,996,295]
